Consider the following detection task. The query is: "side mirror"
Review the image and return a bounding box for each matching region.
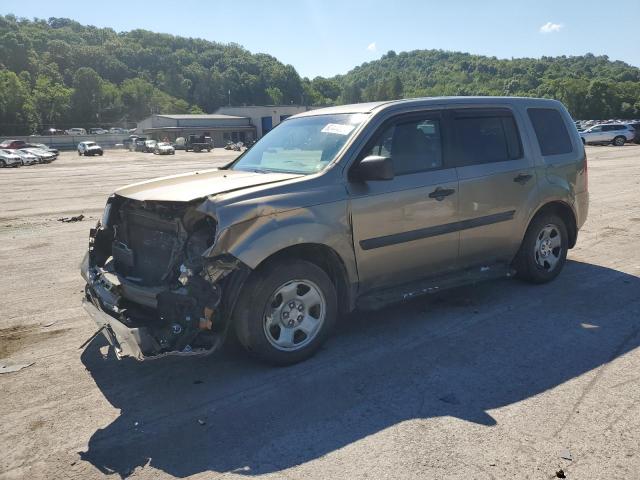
[351,155,394,181]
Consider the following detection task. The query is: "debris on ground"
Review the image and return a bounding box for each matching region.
[41,319,57,327]
[560,449,573,461]
[556,469,566,478]
[0,362,34,374]
[57,214,84,223]
[197,419,206,426]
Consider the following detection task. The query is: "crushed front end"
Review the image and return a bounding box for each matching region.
[81,195,249,360]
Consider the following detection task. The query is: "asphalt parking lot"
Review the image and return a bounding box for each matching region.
[1,145,639,480]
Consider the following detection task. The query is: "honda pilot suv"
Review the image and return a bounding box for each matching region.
[82,97,588,365]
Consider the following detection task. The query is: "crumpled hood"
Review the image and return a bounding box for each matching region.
[114,168,300,202]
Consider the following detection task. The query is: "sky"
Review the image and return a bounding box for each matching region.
[2,0,639,78]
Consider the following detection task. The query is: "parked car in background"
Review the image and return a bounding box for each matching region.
[0,149,22,167]
[143,139,157,153]
[12,149,38,165]
[172,137,186,150]
[0,139,27,150]
[153,142,175,155]
[26,143,59,156]
[627,122,640,144]
[109,127,130,134]
[184,134,213,152]
[82,96,588,365]
[66,128,87,135]
[579,123,635,146]
[43,128,65,136]
[22,148,56,163]
[78,141,104,156]
[89,128,108,135]
[132,137,148,152]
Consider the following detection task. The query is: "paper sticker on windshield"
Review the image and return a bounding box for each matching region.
[321,123,355,135]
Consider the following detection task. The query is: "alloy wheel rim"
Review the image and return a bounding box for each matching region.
[534,224,562,271]
[263,279,326,351]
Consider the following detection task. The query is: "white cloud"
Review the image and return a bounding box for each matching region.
[367,42,377,52]
[540,22,563,34]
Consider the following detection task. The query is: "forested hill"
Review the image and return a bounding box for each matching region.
[1,14,640,135]
[332,50,640,120]
[0,15,307,133]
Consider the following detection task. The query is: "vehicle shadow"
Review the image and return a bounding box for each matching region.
[79,260,640,478]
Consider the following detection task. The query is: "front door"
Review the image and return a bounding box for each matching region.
[349,112,459,293]
[449,108,539,267]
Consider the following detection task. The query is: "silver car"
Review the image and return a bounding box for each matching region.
[12,149,38,166]
[22,148,56,163]
[82,97,588,365]
[153,142,175,155]
[0,149,22,167]
[579,123,635,146]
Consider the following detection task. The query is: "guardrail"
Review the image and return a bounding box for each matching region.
[0,134,132,151]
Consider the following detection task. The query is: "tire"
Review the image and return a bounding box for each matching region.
[78,151,82,156]
[98,151,103,156]
[234,259,337,366]
[613,136,625,146]
[0,160,5,168]
[513,212,568,284]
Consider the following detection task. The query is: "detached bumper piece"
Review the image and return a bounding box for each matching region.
[82,256,229,361]
[83,297,157,360]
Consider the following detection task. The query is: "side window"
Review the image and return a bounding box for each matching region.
[527,108,573,156]
[364,116,443,175]
[452,109,523,166]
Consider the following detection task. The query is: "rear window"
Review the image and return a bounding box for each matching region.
[452,109,523,166]
[527,108,573,156]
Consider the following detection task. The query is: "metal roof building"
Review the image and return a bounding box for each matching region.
[136,113,256,145]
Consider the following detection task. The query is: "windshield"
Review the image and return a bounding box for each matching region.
[231,113,368,174]
[85,142,96,146]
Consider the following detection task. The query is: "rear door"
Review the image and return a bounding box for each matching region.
[450,108,538,267]
[349,111,459,292]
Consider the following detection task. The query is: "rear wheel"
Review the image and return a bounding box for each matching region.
[78,150,82,156]
[234,259,337,365]
[0,160,5,168]
[514,212,568,284]
[613,136,626,146]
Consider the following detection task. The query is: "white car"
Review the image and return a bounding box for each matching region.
[12,149,38,166]
[22,148,56,163]
[153,142,175,155]
[66,128,87,135]
[78,141,104,156]
[580,123,635,146]
[0,149,22,167]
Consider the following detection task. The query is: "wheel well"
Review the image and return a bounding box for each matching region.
[532,202,578,248]
[255,244,352,315]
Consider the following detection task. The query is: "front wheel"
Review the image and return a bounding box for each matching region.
[514,213,568,284]
[613,136,626,146]
[234,260,337,365]
[0,160,5,167]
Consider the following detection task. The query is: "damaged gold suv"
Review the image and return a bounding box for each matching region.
[82,97,588,365]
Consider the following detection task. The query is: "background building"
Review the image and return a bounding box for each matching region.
[215,105,314,138]
[136,114,256,145]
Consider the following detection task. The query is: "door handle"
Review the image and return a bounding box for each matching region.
[513,173,533,185]
[428,187,455,201]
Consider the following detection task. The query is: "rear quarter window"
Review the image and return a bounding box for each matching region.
[527,108,573,156]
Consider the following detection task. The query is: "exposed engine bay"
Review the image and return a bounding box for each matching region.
[81,195,248,360]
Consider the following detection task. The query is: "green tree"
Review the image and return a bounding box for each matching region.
[70,67,104,124]
[0,69,37,134]
[32,76,72,127]
[265,86,284,105]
